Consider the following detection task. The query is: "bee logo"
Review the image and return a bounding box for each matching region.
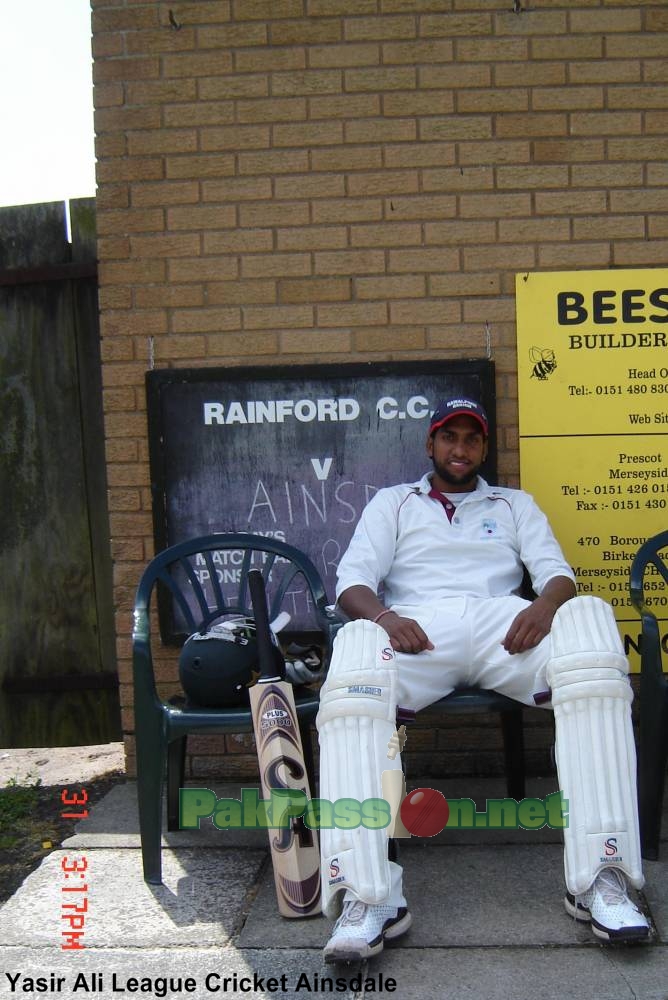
[529,346,557,381]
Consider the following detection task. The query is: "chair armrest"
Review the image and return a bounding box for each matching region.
[629,576,645,617]
[132,606,150,646]
[637,610,666,687]
[132,608,161,704]
[315,607,346,676]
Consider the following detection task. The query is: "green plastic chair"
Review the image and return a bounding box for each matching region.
[132,532,339,884]
[629,529,668,860]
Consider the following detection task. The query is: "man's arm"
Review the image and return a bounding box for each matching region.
[502,575,576,655]
[338,585,434,654]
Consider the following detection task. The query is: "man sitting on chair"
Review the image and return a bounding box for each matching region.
[317,395,649,963]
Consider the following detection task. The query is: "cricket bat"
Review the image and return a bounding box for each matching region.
[248,568,321,918]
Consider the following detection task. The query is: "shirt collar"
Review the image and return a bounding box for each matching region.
[415,472,490,497]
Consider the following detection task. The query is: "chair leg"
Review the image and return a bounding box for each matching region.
[135,713,166,884]
[167,737,187,831]
[639,693,668,861]
[500,707,525,801]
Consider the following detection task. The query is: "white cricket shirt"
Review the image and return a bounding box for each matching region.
[336,474,575,608]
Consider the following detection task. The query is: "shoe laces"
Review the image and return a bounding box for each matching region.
[595,868,628,906]
[336,900,367,928]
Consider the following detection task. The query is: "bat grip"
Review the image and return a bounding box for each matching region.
[248,569,282,682]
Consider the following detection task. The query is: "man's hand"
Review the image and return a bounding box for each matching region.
[502,596,558,654]
[502,576,576,654]
[378,611,435,654]
[337,586,435,654]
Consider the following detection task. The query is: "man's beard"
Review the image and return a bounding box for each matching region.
[431,457,480,488]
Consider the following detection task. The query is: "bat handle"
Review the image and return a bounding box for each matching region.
[248,569,282,682]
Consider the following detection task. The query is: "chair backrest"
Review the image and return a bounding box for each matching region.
[629,530,668,617]
[133,533,334,647]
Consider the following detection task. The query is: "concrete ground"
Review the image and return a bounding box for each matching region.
[0,745,666,1000]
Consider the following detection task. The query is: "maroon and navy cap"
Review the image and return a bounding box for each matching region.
[429,397,489,436]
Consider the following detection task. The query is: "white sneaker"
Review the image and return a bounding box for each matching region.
[564,868,650,942]
[323,899,412,963]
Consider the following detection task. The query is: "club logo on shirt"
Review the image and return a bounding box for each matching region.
[481,518,497,536]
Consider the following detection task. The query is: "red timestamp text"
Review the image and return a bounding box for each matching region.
[61,787,89,821]
[59,788,90,950]
[61,855,88,950]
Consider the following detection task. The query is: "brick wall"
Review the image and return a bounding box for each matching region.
[92,0,668,780]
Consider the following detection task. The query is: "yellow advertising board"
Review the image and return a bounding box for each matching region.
[515,269,668,670]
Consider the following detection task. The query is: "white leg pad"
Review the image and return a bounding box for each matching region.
[316,619,400,917]
[547,597,644,894]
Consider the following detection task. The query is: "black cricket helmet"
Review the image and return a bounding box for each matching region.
[178,618,283,707]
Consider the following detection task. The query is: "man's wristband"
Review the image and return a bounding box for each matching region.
[373,608,395,625]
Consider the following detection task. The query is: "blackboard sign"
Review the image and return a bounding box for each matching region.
[147,360,496,628]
